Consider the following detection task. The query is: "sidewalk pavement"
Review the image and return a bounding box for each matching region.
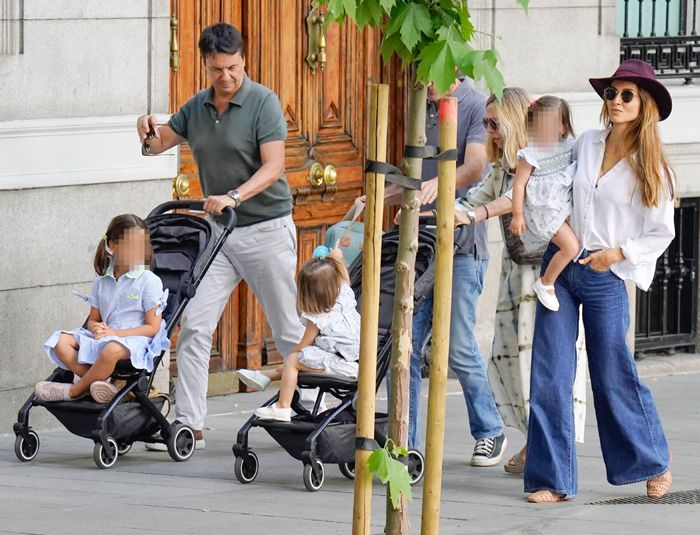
[0,356,698,534]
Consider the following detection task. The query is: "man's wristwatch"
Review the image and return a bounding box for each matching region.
[226,190,241,208]
[466,210,477,225]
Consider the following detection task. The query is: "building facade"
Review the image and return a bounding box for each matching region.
[1,0,697,432]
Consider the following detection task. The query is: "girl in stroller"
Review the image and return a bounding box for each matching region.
[35,214,170,404]
[237,244,360,422]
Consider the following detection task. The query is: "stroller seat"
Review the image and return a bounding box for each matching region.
[297,373,357,390]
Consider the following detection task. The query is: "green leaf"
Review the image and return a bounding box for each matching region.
[379,0,396,11]
[342,0,357,21]
[415,27,463,94]
[380,32,412,64]
[386,2,433,51]
[516,0,529,14]
[367,447,413,510]
[324,0,347,22]
[355,0,383,28]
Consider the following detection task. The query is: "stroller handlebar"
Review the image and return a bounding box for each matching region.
[147,200,237,232]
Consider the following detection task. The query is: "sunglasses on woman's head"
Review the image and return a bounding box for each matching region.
[603,86,636,103]
[482,118,499,130]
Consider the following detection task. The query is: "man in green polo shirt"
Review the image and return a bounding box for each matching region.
[137,23,304,449]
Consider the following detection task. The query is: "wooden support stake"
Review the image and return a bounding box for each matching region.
[420,96,457,535]
[352,82,389,535]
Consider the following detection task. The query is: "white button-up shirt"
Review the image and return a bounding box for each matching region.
[571,128,675,291]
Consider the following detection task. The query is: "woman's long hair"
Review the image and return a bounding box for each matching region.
[486,87,532,172]
[94,214,151,276]
[296,255,349,316]
[600,86,675,207]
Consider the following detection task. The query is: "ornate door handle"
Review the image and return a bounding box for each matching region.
[172,174,190,197]
[308,163,336,186]
[306,7,326,73]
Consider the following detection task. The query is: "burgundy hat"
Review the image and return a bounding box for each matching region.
[589,59,672,121]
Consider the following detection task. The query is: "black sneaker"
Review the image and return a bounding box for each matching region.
[471,434,508,467]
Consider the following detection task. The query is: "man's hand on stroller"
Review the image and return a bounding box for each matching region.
[203,195,235,215]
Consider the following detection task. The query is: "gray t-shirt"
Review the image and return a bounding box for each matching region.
[168,76,292,227]
[422,80,489,259]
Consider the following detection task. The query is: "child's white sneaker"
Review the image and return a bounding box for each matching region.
[533,278,560,311]
[90,381,119,404]
[237,369,272,391]
[255,404,292,422]
[34,381,72,402]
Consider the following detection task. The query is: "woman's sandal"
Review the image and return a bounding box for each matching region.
[504,453,525,474]
[647,469,672,498]
[527,490,573,504]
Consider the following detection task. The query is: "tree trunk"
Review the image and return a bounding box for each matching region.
[385,79,427,535]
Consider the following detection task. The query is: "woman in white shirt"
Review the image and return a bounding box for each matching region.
[457,59,676,503]
[524,60,675,503]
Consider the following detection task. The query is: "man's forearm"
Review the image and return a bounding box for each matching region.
[455,159,486,189]
[236,162,284,201]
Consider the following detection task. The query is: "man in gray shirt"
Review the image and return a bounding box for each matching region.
[137,23,303,448]
[365,78,506,465]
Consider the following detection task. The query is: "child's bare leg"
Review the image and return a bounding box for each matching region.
[541,222,580,290]
[53,334,90,377]
[277,352,324,408]
[260,367,283,381]
[70,342,129,398]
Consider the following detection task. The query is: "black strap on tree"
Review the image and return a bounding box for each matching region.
[364,144,458,191]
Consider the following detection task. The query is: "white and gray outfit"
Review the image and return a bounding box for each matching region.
[299,284,360,379]
[510,137,576,252]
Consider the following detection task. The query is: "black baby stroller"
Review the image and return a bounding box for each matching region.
[231,224,462,492]
[13,200,236,469]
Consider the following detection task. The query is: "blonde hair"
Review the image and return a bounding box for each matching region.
[296,255,350,315]
[486,87,532,172]
[600,85,676,207]
[94,214,152,276]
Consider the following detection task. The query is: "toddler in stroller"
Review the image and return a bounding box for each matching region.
[13,201,236,468]
[237,243,360,421]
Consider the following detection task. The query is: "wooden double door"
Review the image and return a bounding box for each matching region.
[169,0,407,376]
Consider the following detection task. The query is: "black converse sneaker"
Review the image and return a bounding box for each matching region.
[471,434,508,467]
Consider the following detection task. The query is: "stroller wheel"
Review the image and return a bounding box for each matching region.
[407,449,425,486]
[14,431,40,462]
[93,438,119,469]
[338,461,355,480]
[303,461,325,492]
[234,451,259,484]
[167,423,196,462]
[117,443,132,456]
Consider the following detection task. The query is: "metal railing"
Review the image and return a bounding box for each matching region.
[620,0,699,83]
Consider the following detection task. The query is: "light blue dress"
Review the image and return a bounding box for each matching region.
[44,265,170,373]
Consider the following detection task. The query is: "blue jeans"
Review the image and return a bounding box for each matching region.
[407,254,503,448]
[524,245,670,498]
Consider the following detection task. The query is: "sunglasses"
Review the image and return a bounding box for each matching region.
[603,86,636,103]
[482,118,500,130]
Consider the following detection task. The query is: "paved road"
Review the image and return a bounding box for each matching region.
[1,367,698,534]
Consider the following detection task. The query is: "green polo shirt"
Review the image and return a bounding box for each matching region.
[168,76,292,227]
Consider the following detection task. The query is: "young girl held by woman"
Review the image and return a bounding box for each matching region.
[237,244,360,422]
[509,96,578,311]
[35,214,170,404]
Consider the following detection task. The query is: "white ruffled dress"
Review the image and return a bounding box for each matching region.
[43,267,170,373]
[517,137,577,252]
[298,284,361,379]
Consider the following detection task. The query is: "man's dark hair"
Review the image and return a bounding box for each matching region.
[198,23,244,58]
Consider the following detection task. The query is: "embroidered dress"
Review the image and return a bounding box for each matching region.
[44,266,170,373]
[298,284,360,379]
[516,137,577,252]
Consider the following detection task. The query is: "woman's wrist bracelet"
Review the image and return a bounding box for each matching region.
[484,205,490,220]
